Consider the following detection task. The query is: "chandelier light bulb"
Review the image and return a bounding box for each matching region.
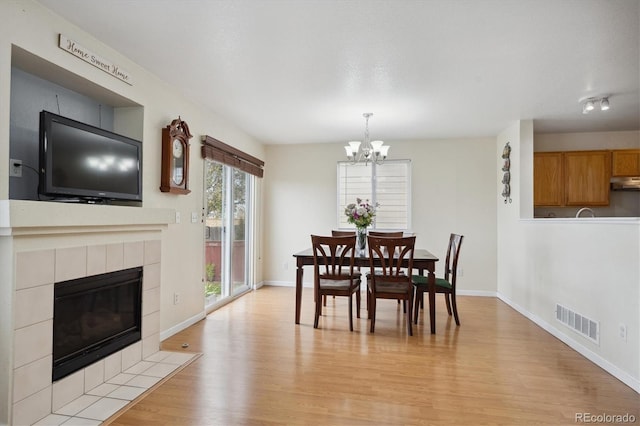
[344,113,389,165]
[600,97,610,111]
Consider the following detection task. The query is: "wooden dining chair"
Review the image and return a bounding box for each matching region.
[366,231,405,308]
[412,233,464,326]
[311,235,361,331]
[323,230,359,306]
[366,235,416,335]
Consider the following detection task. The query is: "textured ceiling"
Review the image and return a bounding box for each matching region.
[37,0,640,145]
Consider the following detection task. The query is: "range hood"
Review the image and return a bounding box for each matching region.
[610,176,640,191]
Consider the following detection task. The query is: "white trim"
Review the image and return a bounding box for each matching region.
[457,289,497,297]
[498,292,640,394]
[160,311,205,341]
[264,282,496,295]
[263,280,313,288]
[521,218,639,225]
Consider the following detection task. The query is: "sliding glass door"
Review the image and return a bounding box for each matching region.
[204,160,253,309]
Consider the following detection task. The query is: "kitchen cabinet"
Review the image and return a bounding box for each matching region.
[564,151,611,206]
[534,152,563,206]
[534,150,611,207]
[612,149,640,176]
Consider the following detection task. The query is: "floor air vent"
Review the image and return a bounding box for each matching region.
[555,304,599,344]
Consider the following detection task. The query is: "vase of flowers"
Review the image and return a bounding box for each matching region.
[356,226,367,254]
[344,198,379,253]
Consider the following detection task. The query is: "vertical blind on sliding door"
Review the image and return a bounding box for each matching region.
[337,160,411,230]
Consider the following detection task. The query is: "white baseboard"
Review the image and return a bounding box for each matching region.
[457,289,496,297]
[263,280,312,288]
[160,311,206,341]
[497,292,640,394]
[264,281,497,295]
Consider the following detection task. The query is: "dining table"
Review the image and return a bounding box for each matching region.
[292,247,440,333]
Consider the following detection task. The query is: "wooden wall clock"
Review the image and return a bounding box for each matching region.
[160,117,193,194]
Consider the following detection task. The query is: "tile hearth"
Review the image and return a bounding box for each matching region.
[33,350,198,425]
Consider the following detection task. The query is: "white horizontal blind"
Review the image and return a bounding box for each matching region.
[375,161,410,229]
[337,160,410,230]
[337,163,372,228]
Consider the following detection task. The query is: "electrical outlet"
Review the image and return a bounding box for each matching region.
[457,267,463,276]
[283,261,288,270]
[173,293,180,305]
[175,211,181,223]
[9,159,22,177]
[619,323,627,341]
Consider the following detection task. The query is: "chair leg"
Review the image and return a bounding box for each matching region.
[314,296,321,329]
[445,292,452,316]
[451,292,460,326]
[413,288,423,324]
[356,289,361,318]
[369,298,376,332]
[407,293,413,336]
[348,294,354,331]
[323,295,326,307]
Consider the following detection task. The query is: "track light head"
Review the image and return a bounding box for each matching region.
[582,96,610,114]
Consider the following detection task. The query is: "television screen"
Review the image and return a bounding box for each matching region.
[39,111,142,202]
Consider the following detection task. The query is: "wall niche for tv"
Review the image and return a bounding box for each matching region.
[9,45,144,205]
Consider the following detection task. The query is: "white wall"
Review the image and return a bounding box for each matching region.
[497,121,640,392]
[263,137,498,295]
[0,0,265,326]
[0,3,266,420]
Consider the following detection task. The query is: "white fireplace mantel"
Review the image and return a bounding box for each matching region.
[0,199,174,425]
[0,200,175,236]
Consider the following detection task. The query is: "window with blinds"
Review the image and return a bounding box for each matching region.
[337,160,411,230]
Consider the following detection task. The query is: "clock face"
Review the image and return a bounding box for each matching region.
[172,139,184,158]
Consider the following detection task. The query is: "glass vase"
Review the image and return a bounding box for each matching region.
[356,227,367,255]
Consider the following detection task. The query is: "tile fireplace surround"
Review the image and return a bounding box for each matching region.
[1,201,176,425]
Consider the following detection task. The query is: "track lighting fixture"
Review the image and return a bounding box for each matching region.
[582,96,610,114]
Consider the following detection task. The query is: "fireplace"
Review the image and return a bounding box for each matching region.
[52,267,143,381]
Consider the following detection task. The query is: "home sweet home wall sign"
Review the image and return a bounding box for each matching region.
[58,34,133,85]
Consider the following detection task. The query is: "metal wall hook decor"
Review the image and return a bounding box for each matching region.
[501,142,512,204]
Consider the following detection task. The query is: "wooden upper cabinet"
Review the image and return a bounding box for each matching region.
[612,149,640,176]
[563,151,611,206]
[534,152,564,206]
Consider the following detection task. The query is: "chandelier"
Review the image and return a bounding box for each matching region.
[344,113,389,165]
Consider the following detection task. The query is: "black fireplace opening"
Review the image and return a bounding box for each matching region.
[52,267,143,381]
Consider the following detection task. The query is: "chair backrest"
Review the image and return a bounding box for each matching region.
[367,235,416,285]
[331,230,356,237]
[311,235,357,289]
[444,234,464,287]
[368,231,403,237]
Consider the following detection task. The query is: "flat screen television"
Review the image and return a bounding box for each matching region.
[39,111,142,203]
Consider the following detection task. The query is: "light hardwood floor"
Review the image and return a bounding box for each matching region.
[108,286,639,425]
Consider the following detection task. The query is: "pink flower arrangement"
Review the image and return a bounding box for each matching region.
[344,198,378,228]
